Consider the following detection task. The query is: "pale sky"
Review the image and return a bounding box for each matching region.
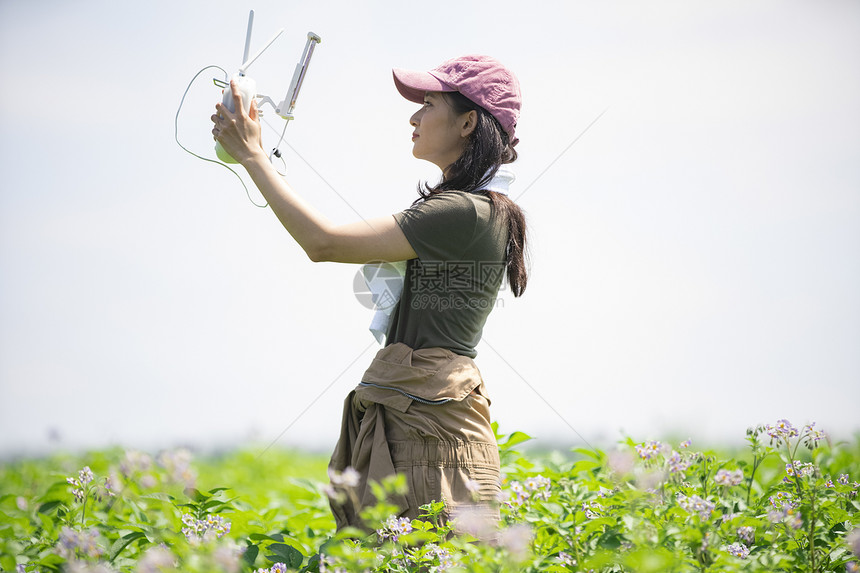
[1,0,858,456]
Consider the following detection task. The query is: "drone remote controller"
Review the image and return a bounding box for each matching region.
[215,75,257,163]
[204,10,320,168]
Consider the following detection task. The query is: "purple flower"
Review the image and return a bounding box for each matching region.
[377,516,413,542]
[79,467,94,485]
[524,475,551,500]
[607,450,635,476]
[322,484,344,503]
[714,469,744,487]
[726,542,750,559]
[769,491,799,511]
[581,501,602,519]
[787,513,803,530]
[765,419,799,441]
[67,466,96,503]
[801,422,827,445]
[635,441,665,460]
[667,451,692,475]
[677,494,715,520]
[329,466,361,488]
[427,545,454,570]
[55,527,103,559]
[213,543,245,573]
[103,473,118,497]
[157,449,196,488]
[785,461,816,478]
[451,505,496,540]
[738,526,755,544]
[64,562,117,573]
[768,508,787,523]
[180,513,231,542]
[504,481,530,507]
[120,450,153,477]
[497,524,532,561]
[137,547,175,573]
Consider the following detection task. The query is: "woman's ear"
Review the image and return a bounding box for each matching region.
[459,110,478,138]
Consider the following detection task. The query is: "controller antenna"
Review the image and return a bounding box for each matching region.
[240,10,254,75]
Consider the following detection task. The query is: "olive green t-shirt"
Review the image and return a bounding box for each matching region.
[388,191,508,358]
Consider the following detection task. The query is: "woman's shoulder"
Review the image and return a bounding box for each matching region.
[409,191,497,230]
[418,190,491,212]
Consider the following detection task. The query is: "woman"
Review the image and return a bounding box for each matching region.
[212,54,528,530]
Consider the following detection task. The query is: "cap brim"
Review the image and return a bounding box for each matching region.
[392,68,456,104]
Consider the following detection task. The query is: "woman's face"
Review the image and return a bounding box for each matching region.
[409,92,471,172]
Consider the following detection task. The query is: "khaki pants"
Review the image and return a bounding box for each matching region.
[329,344,501,530]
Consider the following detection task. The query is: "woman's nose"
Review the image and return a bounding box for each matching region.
[410,109,421,127]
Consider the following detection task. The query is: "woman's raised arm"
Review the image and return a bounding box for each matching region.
[212,81,416,264]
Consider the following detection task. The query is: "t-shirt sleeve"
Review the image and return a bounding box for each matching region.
[393,192,478,262]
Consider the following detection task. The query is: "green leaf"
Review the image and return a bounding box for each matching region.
[0,554,16,572]
[500,431,533,449]
[37,500,62,514]
[582,516,615,535]
[37,511,54,532]
[202,499,227,511]
[266,542,303,568]
[399,530,437,545]
[40,480,73,500]
[411,519,434,532]
[570,460,601,475]
[108,531,148,562]
[572,447,602,460]
[303,553,321,573]
[140,493,174,502]
[243,544,259,567]
[267,541,305,568]
[33,553,66,568]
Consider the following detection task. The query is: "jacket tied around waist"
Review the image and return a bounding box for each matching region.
[328,342,502,531]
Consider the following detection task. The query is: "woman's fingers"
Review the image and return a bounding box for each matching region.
[230,79,247,116]
[214,101,232,119]
[211,113,223,140]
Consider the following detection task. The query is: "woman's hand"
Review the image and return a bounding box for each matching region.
[211,80,266,165]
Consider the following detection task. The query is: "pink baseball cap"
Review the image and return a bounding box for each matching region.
[393,54,521,146]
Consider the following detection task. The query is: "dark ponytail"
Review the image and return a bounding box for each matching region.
[416,91,529,297]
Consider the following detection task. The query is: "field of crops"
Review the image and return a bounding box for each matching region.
[1,420,858,572]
